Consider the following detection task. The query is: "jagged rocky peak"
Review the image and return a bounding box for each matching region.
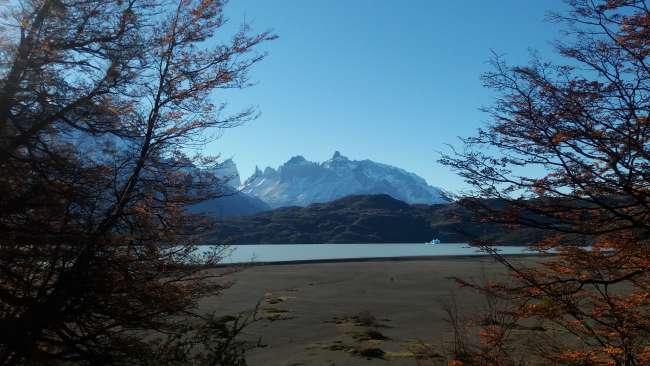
[285,155,308,165]
[323,150,352,169]
[242,151,449,208]
[279,155,321,180]
[243,165,263,186]
[212,158,241,188]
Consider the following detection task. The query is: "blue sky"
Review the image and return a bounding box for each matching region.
[205,1,566,192]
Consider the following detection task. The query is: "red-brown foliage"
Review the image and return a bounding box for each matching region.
[440,1,650,365]
[0,0,274,364]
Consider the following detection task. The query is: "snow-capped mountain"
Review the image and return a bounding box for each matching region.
[241,151,449,208]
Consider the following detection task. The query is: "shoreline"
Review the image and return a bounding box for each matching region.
[217,252,548,267]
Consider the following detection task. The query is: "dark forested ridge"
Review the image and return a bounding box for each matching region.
[207,194,549,245]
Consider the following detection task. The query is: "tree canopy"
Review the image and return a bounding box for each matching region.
[441,1,650,365]
[0,0,274,364]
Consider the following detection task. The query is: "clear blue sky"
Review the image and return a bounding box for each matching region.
[205,1,566,192]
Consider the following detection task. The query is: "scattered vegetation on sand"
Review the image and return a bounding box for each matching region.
[322,311,396,360]
[354,310,378,327]
[354,346,386,359]
[260,307,291,321]
[346,329,390,341]
[402,340,445,362]
[323,343,354,352]
[323,310,449,363]
[327,310,389,328]
[262,307,288,314]
[264,292,293,305]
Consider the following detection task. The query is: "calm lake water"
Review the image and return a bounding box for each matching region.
[208,243,538,264]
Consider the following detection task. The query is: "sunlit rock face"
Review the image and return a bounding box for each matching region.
[242,151,449,208]
[211,158,241,188]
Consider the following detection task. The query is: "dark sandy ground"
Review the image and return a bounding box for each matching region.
[198,257,539,366]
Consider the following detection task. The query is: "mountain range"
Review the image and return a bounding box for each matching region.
[191,153,450,218]
[240,151,449,208]
[193,155,557,244]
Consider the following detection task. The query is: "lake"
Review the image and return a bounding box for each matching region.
[207,243,539,264]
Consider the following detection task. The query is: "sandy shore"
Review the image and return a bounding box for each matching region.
[199,256,538,366]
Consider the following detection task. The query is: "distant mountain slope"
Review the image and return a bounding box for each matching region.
[207,194,551,245]
[190,159,270,217]
[191,187,270,217]
[241,151,449,208]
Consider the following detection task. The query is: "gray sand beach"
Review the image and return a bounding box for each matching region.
[200,256,538,366]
